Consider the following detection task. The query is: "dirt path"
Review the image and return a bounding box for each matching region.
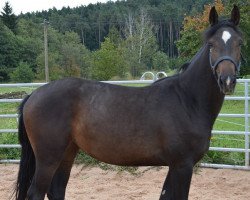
[1,164,250,200]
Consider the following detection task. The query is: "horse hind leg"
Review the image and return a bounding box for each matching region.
[27,159,61,200]
[26,135,75,199]
[27,141,78,200]
[47,142,79,200]
[159,162,193,200]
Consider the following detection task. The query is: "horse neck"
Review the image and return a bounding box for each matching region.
[180,45,225,125]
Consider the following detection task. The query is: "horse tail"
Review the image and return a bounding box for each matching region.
[15,94,35,200]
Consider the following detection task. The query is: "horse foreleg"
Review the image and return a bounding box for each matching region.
[159,163,193,200]
[47,142,79,200]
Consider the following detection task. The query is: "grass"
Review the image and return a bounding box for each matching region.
[0,81,249,168]
[0,103,19,115]
[202,81,249,166]
[0,86,36,95]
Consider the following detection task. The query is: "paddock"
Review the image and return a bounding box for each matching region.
[0,164,250,200]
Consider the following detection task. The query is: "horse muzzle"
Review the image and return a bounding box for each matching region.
[217,74,237,95]
[210,54,239,95]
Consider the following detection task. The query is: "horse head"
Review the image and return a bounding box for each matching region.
[206,5,242,94]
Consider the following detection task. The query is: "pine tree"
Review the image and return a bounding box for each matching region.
[1,2,17,33]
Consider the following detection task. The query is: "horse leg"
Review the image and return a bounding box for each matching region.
[159,163,193,200]
[26,135,73,200]
[47,142,79,200]
[27,159,61,200]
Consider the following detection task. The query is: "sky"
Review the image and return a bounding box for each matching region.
[0,0,116,15]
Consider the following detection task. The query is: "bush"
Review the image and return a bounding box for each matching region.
[10,62,34,83]
[152,51,170,72]
[0,67,10,82]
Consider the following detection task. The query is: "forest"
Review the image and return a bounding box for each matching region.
[0,0,249,82]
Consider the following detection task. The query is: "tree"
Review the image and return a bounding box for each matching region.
[36,29,90,81]
[239,4,250,75]
[176,0,225,60]
[177,0,250,75]
[0,2,17,33]
[90,37,128,80]
[16,18,44,72]
[123,9,158,77]
[18,0,218,59]
[107,26,122,47]
[223,0,250,75]
[0,20,20,81]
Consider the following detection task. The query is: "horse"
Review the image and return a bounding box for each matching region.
[15,5,242,200]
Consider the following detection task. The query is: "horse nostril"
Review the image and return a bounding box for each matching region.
[219,77,223,85]
[231,77,236,85]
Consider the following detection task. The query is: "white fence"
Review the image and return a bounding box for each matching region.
[0,80,249,170]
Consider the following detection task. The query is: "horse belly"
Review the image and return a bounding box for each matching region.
[72,122,169,166]
[70,87,171,166]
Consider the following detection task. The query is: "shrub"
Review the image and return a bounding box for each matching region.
[0,67,10,82]
[10,62,34,83]
[152,51,170,72]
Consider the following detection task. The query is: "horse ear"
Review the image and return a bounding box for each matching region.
[230,5,240,25]
[209,6,218,26]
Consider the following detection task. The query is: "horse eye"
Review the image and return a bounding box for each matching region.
[208,43,213,47]
[239,40,243,47]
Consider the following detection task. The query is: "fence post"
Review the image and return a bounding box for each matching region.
[244,81,249,167]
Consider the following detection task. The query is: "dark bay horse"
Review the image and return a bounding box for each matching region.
[15,6,242,200]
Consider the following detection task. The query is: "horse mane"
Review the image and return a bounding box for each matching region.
[178,62,190,73]
[152,62,190,84]
[203,19,242,41]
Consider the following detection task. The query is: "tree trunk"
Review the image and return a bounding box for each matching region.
[81,27,85,45]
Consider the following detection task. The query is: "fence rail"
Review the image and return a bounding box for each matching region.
[1,80,250,170]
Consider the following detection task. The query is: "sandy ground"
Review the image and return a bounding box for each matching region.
[1,164,250,200]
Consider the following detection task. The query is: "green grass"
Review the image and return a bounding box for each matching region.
[0,133,20,160]
[203,83,248,166]
[0,86,37,94]
[0,82,249,167]
[0,103,20,115]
